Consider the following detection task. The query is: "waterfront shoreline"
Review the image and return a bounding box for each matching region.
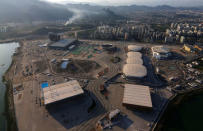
[3,42,22,131]
[3,79,18,131]
[154,87,203,131]
[0,39,17,44]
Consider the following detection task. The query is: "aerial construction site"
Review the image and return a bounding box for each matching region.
[7,32,201,131]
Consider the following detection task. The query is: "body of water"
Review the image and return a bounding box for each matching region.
[0,42,19,131]
[163,93,203,131]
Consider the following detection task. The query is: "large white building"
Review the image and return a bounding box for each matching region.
[123,84,152,109]
[151,46,171,60]
[42,80,84,105]
[123,64,147,79]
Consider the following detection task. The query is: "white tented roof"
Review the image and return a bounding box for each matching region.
[126,57,143,65]
[127,52,142,58]
[128,45,143,52]
[43,80,84,105]
[123,64,147,78]
[123,84,152,108]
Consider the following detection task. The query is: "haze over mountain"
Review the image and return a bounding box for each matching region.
[0,0,125,24]
[44,0,203,7]
[0,0,73,23]
[0,0,203,24]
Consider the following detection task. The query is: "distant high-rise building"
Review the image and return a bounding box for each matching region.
[171,23,174,28]
[75,32,78,40]
[124,33,129,40]
[165,36,174,43]
[166,29,171,36]
[180,36,185,44]
[0,26,7,33]
[48,32,61,42]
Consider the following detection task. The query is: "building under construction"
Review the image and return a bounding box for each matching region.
[123,84,153,110]
[42,80,84,105]
[49,39,78,50]
[48,32,62,42]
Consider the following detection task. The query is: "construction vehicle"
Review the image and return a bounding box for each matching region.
[96,109,124,130]
[194,45,202,52]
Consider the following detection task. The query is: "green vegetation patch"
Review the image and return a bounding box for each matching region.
[87,54,93,59]
[110,56,121,63]
[4,81,18,131]
[71,45,93,55]
[54,59,100,74]
[151,24,170,32]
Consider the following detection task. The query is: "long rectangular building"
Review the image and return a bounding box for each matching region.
[42,80,84,105]
[123,84,152,110]
[151,46,171,60]
[49,39,77,50]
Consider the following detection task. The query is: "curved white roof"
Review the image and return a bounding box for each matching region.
[126,57,143,64]
[127,52,142,58]
[128,45,143,52]
[123,64,147,78]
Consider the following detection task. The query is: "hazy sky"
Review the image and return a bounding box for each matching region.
[42,0,203,6]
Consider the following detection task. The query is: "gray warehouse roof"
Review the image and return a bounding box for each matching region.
[123,84,152,108]
[49,39,76,48]
[42,80,84,105]
[123,64,147,78]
